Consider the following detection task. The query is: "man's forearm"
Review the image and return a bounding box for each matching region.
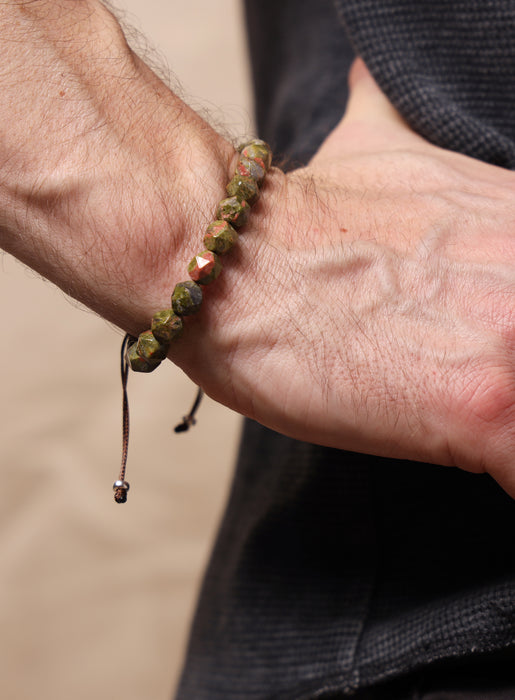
[0,0,235,331]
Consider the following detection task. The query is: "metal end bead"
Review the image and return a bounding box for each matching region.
[113,479,130,492]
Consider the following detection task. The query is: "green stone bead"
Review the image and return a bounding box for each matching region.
[126,340,161,373]
[171,280,203,316]
[151,309,183,344]
[188,249,222,285]
[236,155,266,185]
[239,139,272,171]
[204,220,238,254]
[137,330,169,361]
[226,175,260,206]
[216,196,250,228]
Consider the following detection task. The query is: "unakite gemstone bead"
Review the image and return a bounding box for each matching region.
[239,139,272,171]
[204,220,238,254]
[216,196,250,228]
[171,280,203,316]
[126,340,161,373]
[137,330,169,361]
[236,155,266,185]
[188,250,222,285]
[151,309,183,344]
[226,175,260,206]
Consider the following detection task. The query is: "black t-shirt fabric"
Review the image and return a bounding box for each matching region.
[176,1,515,698]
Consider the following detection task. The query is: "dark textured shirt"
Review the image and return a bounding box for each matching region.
[176,2,515,697]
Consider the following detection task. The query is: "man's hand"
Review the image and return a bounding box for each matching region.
[1,2,514,497]
[173,60,515,498]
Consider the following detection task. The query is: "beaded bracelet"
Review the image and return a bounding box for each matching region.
[113,139,273,503]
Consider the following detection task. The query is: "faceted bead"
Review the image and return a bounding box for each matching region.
[151,309,183,344]
[239,139,272,171]
[171,280,203,316]
[226,175,260,206]
[204,220,238,255]
[137,330,169,361]
[236,155,266,185]
[188,250,222,285]
[216,196,250,228]
[126,340,161,373]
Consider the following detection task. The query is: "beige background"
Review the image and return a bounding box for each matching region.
[0,2,253,698]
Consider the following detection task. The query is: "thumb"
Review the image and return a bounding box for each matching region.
[312,58,424,163]
[345,58,409,129]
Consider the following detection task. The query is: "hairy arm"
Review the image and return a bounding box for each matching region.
[0,0,238,330]
[1,2,515,496]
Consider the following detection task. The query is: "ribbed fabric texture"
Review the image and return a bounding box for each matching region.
[335,0,515,168]
[176,2,515,698]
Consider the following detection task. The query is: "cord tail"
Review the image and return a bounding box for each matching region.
[114,334,134,503]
